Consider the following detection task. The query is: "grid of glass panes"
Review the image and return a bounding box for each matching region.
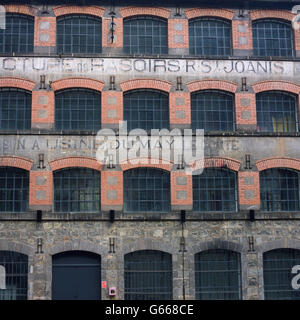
[124,250,172,300]
[191,90,234,131]
[260,168,299,212]
[53,168,100,213]
[253,19,294,57]
[195,249,242,300]
[193,168,237,212]
[57,15,102,54]
[264,249,300,300]
[0,168,29,212]
[55,88,101,131]
[189,18,232,56]
[0,251,28,300]
[0,13,34,53]
[124,90,169,131]
[123,16,168,55]
[256,92,297,133]
[124,168,170,213]
[0,88,31,130]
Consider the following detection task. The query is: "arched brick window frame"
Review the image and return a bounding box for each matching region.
[253,81,300,132]
[250,11,297,56]
[185,9,234,56]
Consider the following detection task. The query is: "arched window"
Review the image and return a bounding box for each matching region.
[191,90,235,131]
[195,249,242,300]
[260,168,299,212]
[123,90,169,130]
[55,88,101,131]
[0,88,31,130]
[193,168,237,212]
[124,168,170,213]
[0,167,29,212]
[0,251,28,300]
[256,91,298,133]
[0,13,34,53]
[53,168,101,213]
[123,16,168,55]
[189,18,232,56]
[253,19,294,57]
[264,249,300,300]
[57,15,102,54]
[124,250,172,300]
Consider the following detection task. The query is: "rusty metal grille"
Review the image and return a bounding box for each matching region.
[124,250,173,300]
[0,251,28,300]
[195,249,242,300]
[264,249,300,300]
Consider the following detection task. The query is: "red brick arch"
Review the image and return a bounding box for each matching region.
[0,77,35,91]
[4,4,36,16]
[189,157,241,172]
[250,10,295,22]
[53,6,105,18]
[49,157,102,172]
[253,81,300,94]
[120,7,171,19]
[0,156,33,171]
[185,8,235,20]
[187,80,238,93]
[120,79,172,93]
[51,78,104,92]
[256,158,300,172]
[120,158,173,172]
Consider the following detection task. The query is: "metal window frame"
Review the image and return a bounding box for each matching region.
[189,17,233,57]
[194,249,242,300]
[123,167,171,213]
[54,88,101,131]
[260,168,300,212]
[192,167,238,212]
[0,167,29,213]
[53,167,101,213]
[123,89,170,131]
[0,251,28,301]
[56,14,102,54]
[123,15,168,55]
[256,91,298,133]
[263,248,300,300]
[0,13,34,54]
[252,18,294,57]
[191,90,235,132]
[124,250,173,300]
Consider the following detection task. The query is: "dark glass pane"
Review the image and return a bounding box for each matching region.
[193,168,237,212]
[57,15,102,54]
[0,251,28,300]
[124,168,170,213]
[256,91,297,133]
[191,90,234,131]
[53,168,100,212]
[260,168,299,212]
[124,16,168,55]
[124,250,172,300]
[0,14,34,53]
[0,167,29,213]
[124,90,169,130]
[189,18,232,56]
[264,249,300,300]
[195,249,242,300]
[253,19,293,57]
[55,88,101,131]
[0,88,31,130]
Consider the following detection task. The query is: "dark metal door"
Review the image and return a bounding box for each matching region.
[52,251,101,300]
